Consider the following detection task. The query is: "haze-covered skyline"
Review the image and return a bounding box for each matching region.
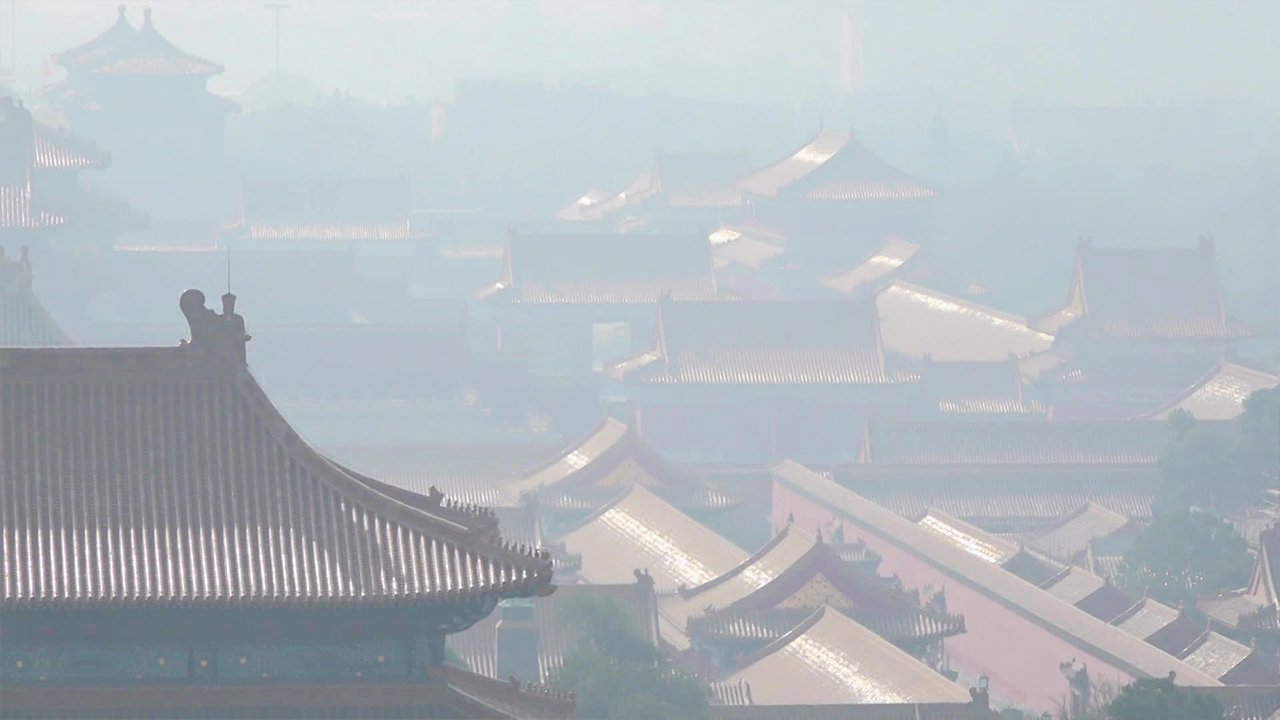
[8,0,1280,118]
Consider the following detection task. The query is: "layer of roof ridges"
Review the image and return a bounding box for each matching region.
[769,459,1222,685]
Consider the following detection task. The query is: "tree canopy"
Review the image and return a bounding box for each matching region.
[1117,509,1252,607]
[1106,677,1224,720]
[549,595,710,720]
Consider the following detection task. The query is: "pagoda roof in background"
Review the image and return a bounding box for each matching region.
[555,148,750,223]
[54,6,223,78]
[229,176,427,245]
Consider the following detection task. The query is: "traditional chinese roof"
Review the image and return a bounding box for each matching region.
[876,281,1054,362]
[477,231,719,304]
[555,150,749,223]
[558,484,747,593]
[1191,685,1280,720]
[31,123,111,171]
[771,461,1222,685]
[609,297,915,386]
[0,290,555,609]
[0,182,66,230]
[503,417,712,504]
[1,246,71,347]
[685,526,965,649]
[51,4,138,72]
[837,464,1158,531]
[1029,502,1133,563]
[717,606,971,705]
[1038,350,1227,420]
[230,177,424,244]
[1042,238,1255,341]
[735,128,937,202]
[924,357,1045,416]
[820,237,921,294]
[709,223,788,270]
[1144,361,1280,421]
[63,7,224,77]
[0,666,576,720]
[447,578,659,683]
[861,419,1169,465]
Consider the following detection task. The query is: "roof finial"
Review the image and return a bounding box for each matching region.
[142,6,152,24]
[118,4,127,19]
[226,244,232,296]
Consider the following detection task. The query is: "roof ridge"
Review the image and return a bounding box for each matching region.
[680,525,795,600]
[881,280,1044,331]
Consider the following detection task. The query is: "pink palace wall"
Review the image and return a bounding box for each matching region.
[773,479,1137,714]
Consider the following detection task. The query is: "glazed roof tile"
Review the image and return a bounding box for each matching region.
[720,606,971,705]
[0,295,553,609]
[736,129,937,202]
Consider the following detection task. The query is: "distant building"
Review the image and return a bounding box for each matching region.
[0,246,70,346]
[41,5,239,224]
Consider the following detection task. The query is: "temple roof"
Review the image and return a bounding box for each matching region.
[924,357,1045,416]
[448,579,659,683]
[771,461,1222,685]
[718,606,971,705]
[709,223,788,270]
[609,297,915,386]
[558,484,747,593]
[1144,361,1279,421]
[504,417,699,501]
[820,237,921,294]
[735,129,937,202]
[1,246,71,347]
[477,231,719,304]
[51,4,138,72]
[31,122,111,171]
[555,149,749,222]
[62,7,224,77]
[684,526,966,648]
[230,177,425,244]
[1043,238,1255,341]
[710,700,994,720]
[1029,502,1132,562]
[0,290,554,609]
[876,281,1054,362]
[0,182,66,231]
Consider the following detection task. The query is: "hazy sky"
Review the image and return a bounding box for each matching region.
[7,0,1280,112]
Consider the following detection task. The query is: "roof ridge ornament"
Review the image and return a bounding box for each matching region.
[179,288,250,363]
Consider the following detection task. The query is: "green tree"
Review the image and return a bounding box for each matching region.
[1155,410,1241,514]
[1117,510,1252,607]
[1238,387,1280,491]
[1106,677,1224,720]
[550,595,710,720]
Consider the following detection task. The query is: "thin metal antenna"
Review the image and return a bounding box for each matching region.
[226,244,232,295]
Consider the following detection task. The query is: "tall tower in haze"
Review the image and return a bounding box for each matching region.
[841,1,864,95]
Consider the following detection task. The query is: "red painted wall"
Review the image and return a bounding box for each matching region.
[773,480,1137,714]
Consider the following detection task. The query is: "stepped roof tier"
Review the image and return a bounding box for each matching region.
[715,606,971,705]
[608,297,915,387]
[735,128,938,202]
[478,231,720,304]
[1037,238,1255,342]
[0,289,554,612]
[1,246,71,347]
[31,122,111,171]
